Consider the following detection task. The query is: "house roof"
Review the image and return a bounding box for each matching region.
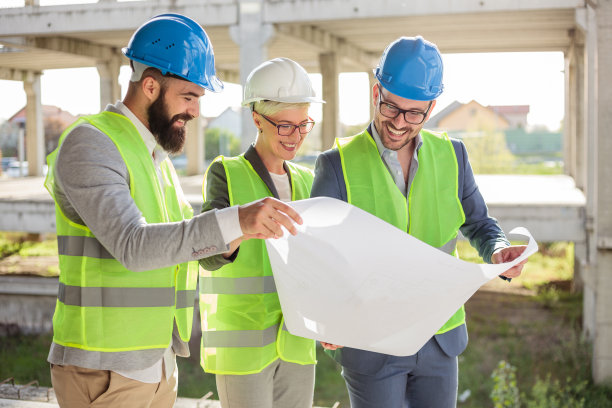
[8,105,77,126]
[427,100,463,128]
[489,105,530,115]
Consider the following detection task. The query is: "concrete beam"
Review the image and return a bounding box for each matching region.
[264,0,584,23]
[487,205,586,244]
[0,1,238,36]
[276,24,377,70]
[0,35,120,60]
[216,69,240,85]
[319,52,340,151]
[0,200,55,233]
[0,67,40,81]
[29,36,119,60]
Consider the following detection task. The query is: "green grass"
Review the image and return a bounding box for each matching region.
[175,356,217,399]
[17,239,58,257]
[1,237,610,406]
[456,240,575,291]
[0,232,58,259]
[0,333,52,386]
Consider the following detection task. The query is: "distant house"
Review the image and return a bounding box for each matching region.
[427,100,559,158]
[8,105,78,153]
[489,105,530,129]
[427,100,510,137]
[9,105,77,129]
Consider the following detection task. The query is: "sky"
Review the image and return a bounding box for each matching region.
[0,51,565,131]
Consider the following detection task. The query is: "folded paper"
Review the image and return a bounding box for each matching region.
[266,197,538,356]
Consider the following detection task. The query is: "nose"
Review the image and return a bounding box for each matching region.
[392,113,408,128]
[288,126,304,140]
[188,100,200,119]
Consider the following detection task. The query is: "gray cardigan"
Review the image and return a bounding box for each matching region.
[47,105,227,371]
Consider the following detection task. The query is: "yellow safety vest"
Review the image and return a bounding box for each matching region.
[199,155,316,375]
[45,111,198,352]
[337,129,467,334]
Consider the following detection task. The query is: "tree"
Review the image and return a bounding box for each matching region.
[205,128,240,160]
[44,116,65,154]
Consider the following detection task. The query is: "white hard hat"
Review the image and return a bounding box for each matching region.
[242,57,325,106]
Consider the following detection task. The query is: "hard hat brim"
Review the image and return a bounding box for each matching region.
[241,95,325,106]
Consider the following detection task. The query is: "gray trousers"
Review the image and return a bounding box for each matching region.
[216,359,315,408]
[342,336,458,408]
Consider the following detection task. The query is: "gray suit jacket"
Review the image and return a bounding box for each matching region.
[311,126,509,374]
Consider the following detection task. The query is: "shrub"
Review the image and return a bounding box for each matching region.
[490,360,520,408]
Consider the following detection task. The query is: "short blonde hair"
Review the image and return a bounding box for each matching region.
[253,100,310,116]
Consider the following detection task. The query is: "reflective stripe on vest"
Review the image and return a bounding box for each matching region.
[200,155,316,375]
[58,283,175,307]
[199,276,277,294]
[203,324,279,348]
[45,111,197,352]
[337,129,466,335]
[57,235,113,259]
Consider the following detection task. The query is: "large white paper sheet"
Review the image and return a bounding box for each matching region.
[265,197,538,356]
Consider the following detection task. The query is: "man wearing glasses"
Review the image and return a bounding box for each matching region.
[311,36,526,407]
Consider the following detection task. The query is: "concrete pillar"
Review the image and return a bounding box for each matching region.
[565,29,586,190]
[566,29,587,294]
[582,4,598,346]
[185,116,205,176]
[229,0,274,153]
[23,73,44,177]
[564,37,575,181]
[593,0,612,385]
[97,55,121,110]
[319,52,340,150]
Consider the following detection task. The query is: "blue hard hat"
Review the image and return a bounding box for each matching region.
[123,13,223,92]
[374,36,443,101]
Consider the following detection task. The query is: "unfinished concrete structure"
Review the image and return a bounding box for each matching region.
[0,0,610,384]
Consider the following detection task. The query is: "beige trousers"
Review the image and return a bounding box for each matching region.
[215,359,315,408]
[50,364,177,408]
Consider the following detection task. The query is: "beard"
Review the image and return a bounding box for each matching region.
[377,119,420,151]
[147,88,193,154]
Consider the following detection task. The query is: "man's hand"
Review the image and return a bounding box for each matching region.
[492,245,527,279]
[238,197,303,240]
[320,342,343,351]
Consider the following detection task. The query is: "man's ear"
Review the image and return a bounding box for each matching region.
[425,100,437,122]
[141,76,160,103]
[372,84,380,109]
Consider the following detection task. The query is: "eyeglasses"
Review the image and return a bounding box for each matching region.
[258,113,315,136]
[378,90,432,125]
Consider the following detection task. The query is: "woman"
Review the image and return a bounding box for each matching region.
[199,57,325,408]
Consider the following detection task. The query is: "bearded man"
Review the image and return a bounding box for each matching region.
[44,14,302,408]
